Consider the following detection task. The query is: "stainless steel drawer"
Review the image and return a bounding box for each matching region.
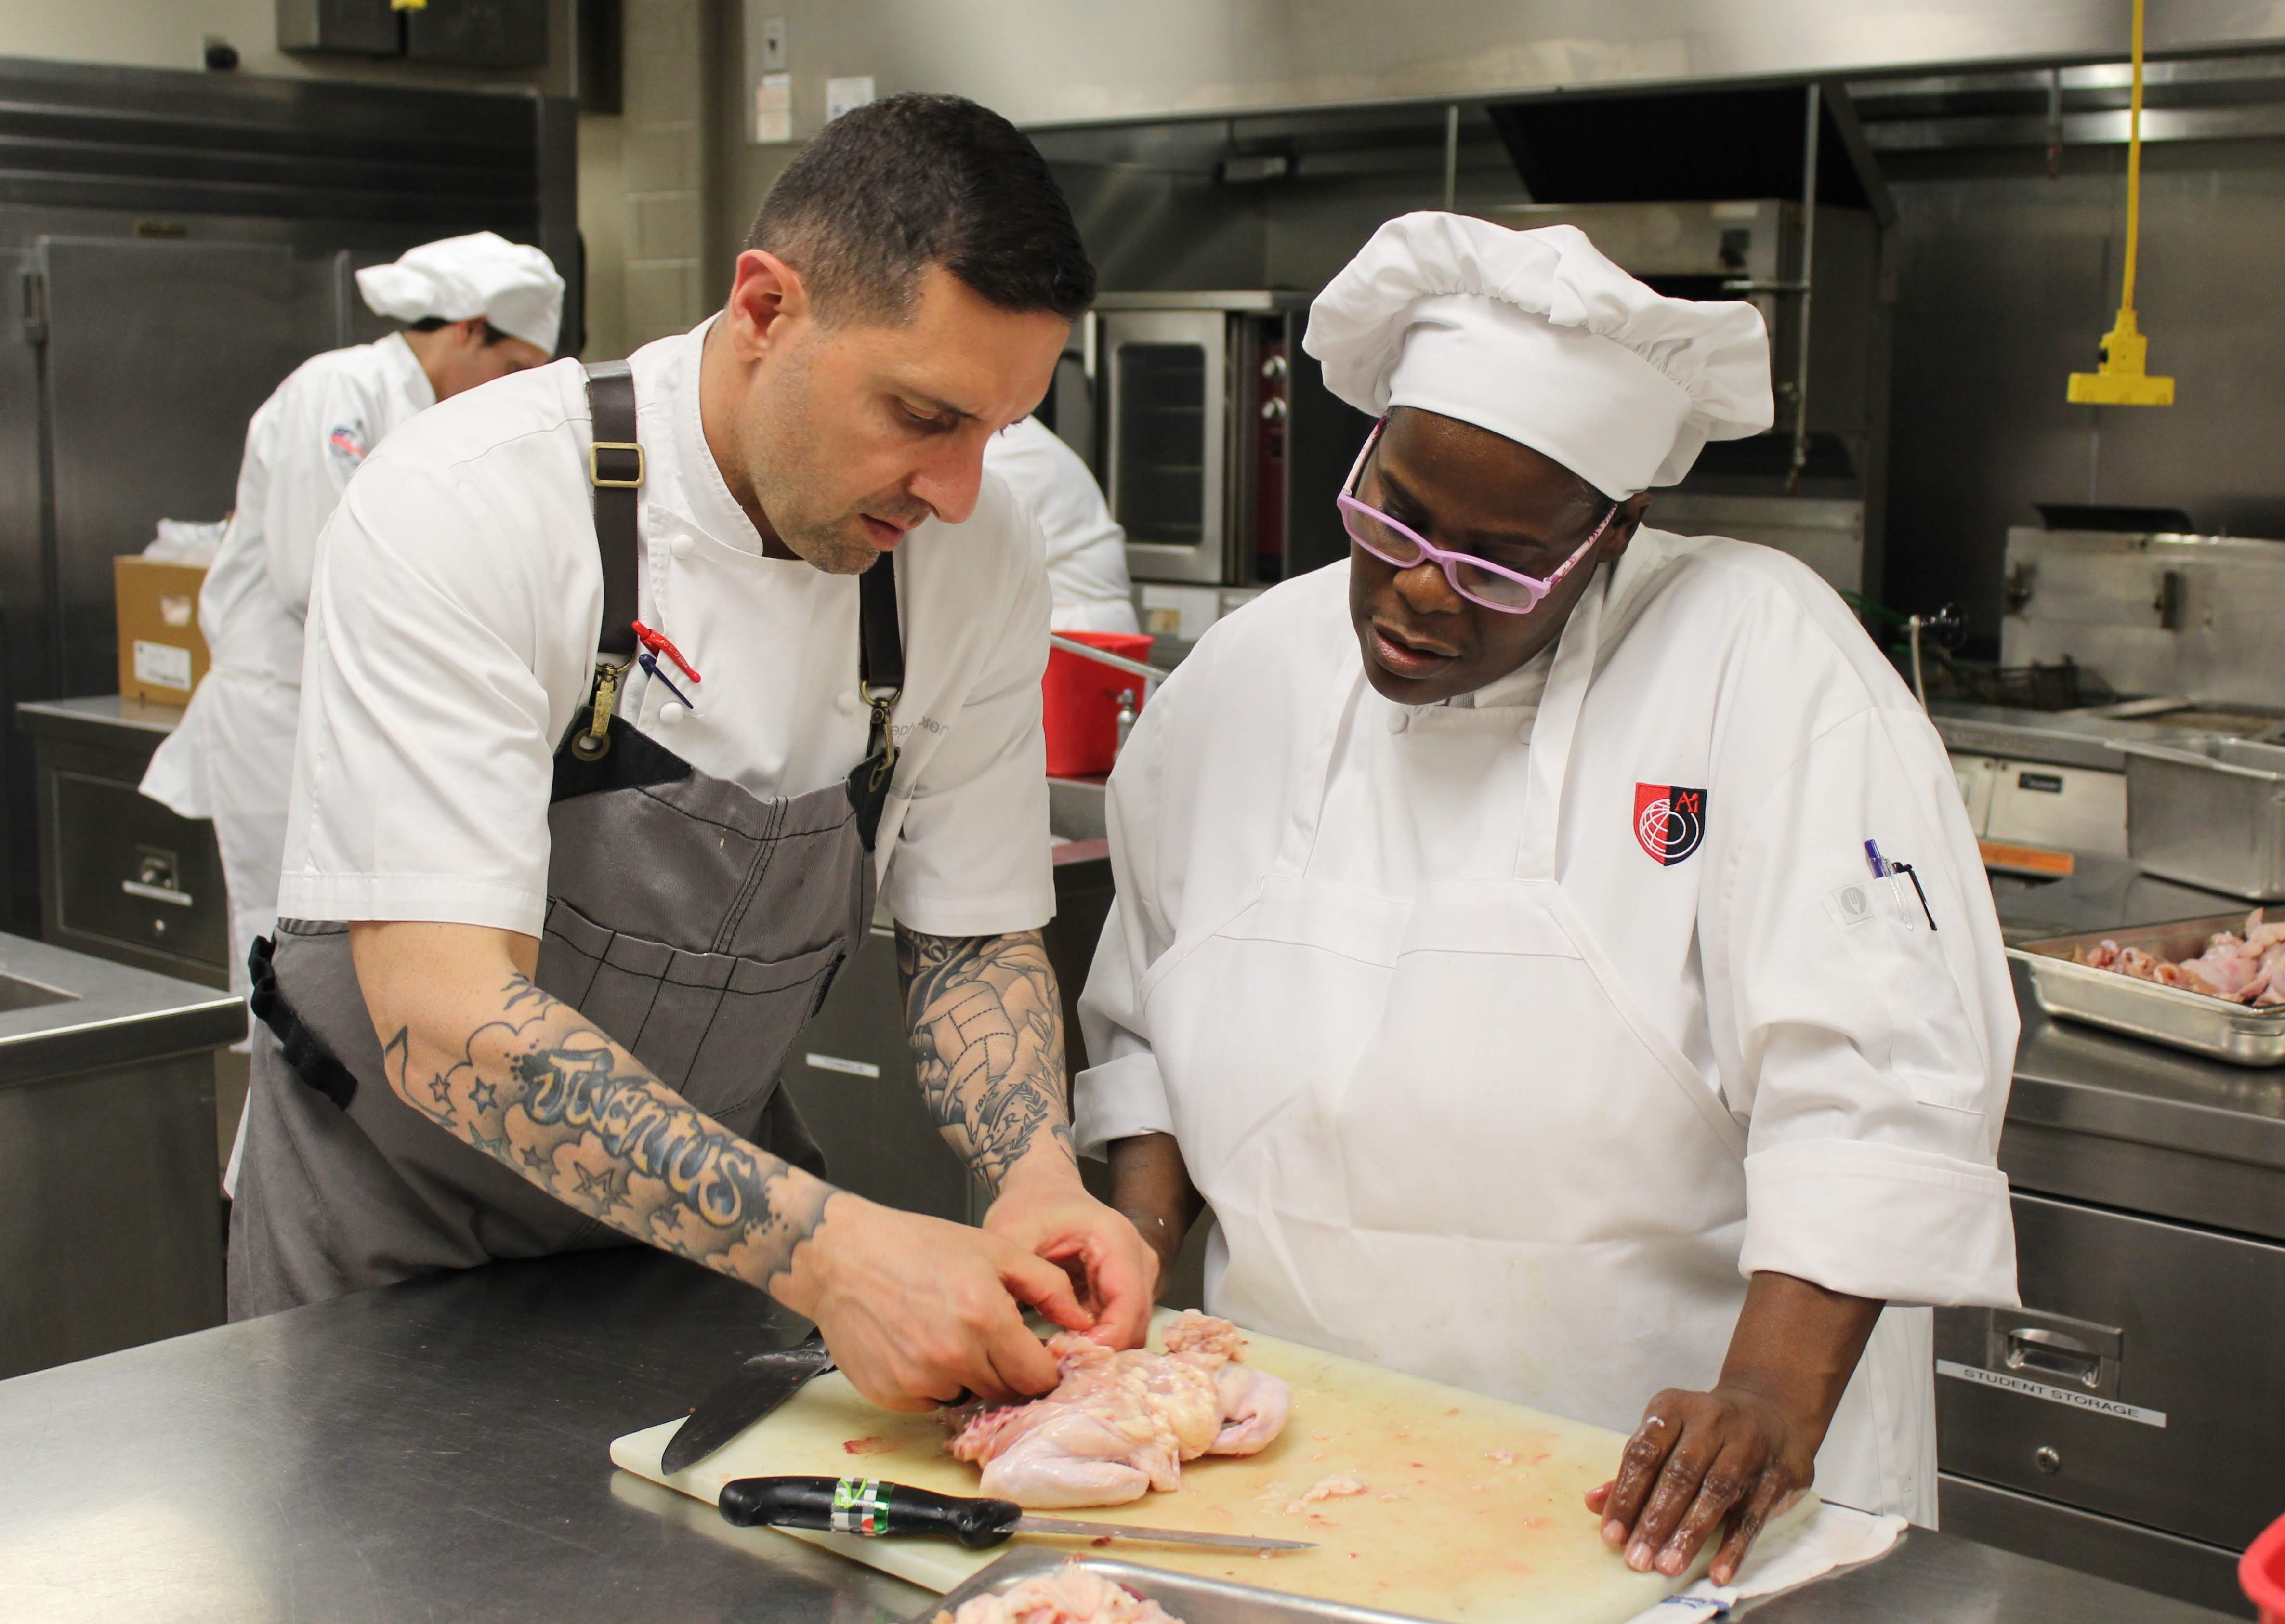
[50,767,228,973]
[1935,1192,2285,1550]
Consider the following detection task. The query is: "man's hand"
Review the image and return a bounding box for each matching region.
[1585,1271,1882,1585]
[776,1192,1093,1410]
[982,1148,1156,1348]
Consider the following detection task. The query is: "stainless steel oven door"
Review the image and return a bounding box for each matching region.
[1101,310,1230,586]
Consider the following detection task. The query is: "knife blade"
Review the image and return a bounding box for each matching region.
[660,1334,836,1476]
[717,1475,1316,1553]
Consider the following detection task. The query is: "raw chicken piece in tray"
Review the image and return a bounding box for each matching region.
[2076,907,2285,1005]
[932,1565,1186,1624]
[948,1312,1292,1509]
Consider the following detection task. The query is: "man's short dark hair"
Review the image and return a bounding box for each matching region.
[743,92,1094,325]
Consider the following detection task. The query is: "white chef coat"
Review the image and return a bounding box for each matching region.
[1076,530,2020,1522]
[277,318,1055,943]
[142,333,438,984]
[983,416,1140,635]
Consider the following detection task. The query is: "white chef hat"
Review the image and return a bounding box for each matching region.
[355,231,566,357]
[1304,213,1773,498]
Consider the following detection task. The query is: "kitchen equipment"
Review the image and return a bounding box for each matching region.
[915,1551,1425,1624]
[612,1310,1778,1624]
[659,1332,837,1475]
[2117,737,2285,900]
[2247,1511,2285,1624]
[2034,502,2196,534]
[717,1475,1314,1553]
[1078,293,1372,591]
[2001,525,2285,712]
[1937,1191,2285,1611]
[2009,912,2285,1065]
[1043,631,1159,776]
[0,930,242,1378]
[2063,0,2175,408]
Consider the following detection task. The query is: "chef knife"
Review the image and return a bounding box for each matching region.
[717,1475,1316,1553]
[660,1333,836,1476]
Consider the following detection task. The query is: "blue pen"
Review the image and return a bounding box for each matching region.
[1863,838,1890,878]
[641,650,696,711]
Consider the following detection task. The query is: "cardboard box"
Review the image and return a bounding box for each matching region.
[115,557,211,705]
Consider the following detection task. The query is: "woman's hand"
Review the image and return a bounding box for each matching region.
[1585,1271,1884,1585]
[1584,1383,1813,1584]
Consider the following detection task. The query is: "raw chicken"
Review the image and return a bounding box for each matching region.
[932,1565,1186,1624]
[2076,908,2285,1007]
[948,1311,1292,1509]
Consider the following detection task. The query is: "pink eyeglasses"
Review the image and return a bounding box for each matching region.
[1337,419,1616,614]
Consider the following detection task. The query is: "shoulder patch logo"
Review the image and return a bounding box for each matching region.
[1634,783,1708,866]
[328,424,369,467]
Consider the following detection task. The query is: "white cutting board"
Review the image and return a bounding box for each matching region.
[611,1316,1795,1624]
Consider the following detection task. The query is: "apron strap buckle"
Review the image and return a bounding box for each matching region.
[574,657,633,761]
[861,680,901,790]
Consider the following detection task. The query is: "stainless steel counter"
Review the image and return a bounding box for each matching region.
[0,928,240,1087]
[0,1248,2238,1624]
[0,931,243,1379]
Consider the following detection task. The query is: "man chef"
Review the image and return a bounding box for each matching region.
[142,232,564,1193]
[232,95,1155,1409]
[1077,215,2019,1574]
[984,416,1142,634]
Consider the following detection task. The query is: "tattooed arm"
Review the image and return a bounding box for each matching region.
[897,925,1156,1346]
[349,919,1091,1409]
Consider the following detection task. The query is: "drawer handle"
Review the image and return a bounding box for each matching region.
[122,880,194,907]
[2005,1327,2103,1389]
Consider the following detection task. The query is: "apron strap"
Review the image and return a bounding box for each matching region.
[847,556,904,853]
[583,360,643,659]
[246,935,358,1112]
[1514,564,1608,882]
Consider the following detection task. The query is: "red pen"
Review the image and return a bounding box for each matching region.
[632,620,701,684]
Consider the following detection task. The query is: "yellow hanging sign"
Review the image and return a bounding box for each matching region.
[2069,0,2174,406]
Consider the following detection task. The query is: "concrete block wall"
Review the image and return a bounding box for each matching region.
[622,0,713,348]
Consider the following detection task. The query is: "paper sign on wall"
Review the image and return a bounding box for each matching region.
[826,75,875,121]
[754,71,792,144]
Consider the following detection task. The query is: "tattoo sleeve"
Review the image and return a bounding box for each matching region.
[895,925,1077,1193]
[380,975,833,1294]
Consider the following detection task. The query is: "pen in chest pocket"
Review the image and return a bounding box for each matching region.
[1863,838,1937,931]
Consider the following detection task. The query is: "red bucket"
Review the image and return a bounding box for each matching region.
[1042,631,1154,777]
[2246,1509,2285,1624]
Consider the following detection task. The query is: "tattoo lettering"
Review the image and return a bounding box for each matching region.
[896,926,1077,1192]
[379,975,831,1291]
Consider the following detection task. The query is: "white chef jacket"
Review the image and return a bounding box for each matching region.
[983,416,1140,635]
[141,333,437,991]
[277,318,1055,942]
[1077,531,2018,1452]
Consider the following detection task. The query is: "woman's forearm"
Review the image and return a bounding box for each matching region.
[1719,1270,1884,1448]
[1108,1132,1204,1297]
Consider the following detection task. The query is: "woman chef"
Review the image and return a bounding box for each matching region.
[1075,215,2019,1580]
[141,232,562,1189]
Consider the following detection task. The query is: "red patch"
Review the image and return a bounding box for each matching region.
[1633,783,1708,866]
[841,1436,897,1455]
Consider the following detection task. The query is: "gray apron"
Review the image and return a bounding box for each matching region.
[226,361,906,1320]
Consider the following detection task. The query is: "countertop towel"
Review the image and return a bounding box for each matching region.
[1620,1502,1909,1621]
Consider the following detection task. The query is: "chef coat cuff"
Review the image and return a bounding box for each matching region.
[1739,1138,2019,1308]
[1073,1049,1175,1160]
[275,873,546,936]
[885,883,1056,942]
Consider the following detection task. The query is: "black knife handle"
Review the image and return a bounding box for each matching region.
[718,1475,1024,1549]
